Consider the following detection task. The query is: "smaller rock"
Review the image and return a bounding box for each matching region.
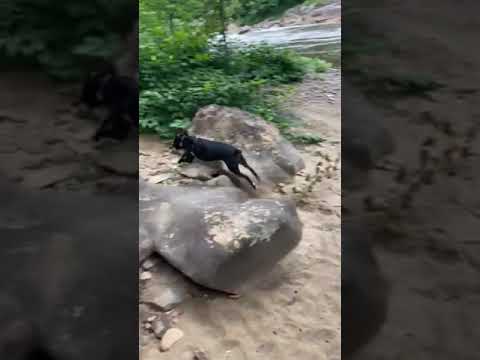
[153,318,168,339]
[147,315,157,322]
[160,328,184,352]
[179,165,215,181]
[140,333,149,346]
[193,348,209,360]
[142,258,157,271]
[149,174,172,184]
[206,175,234,187]
[151,288,185,311]
[140,271,152,281]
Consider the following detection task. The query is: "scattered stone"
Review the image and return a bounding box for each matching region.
[164,309,182,325]
[179,165,215,181]
[140,271,152,281]
[142,258,157,271]
[206,174,234,187]
[153,318,168,339]
[150,288,185,312]
[193,348,210,360]
[160,328,184,352]
[140,333,149,346]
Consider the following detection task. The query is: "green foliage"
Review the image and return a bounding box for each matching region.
[304,0,330,6]
[0,1,135,79]
[293,56,332,73]
[229,0,306,25]
[140,0,331,139]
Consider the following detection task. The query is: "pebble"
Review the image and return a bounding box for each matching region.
[193,348,209,360]
[140,271,152,281]
[151,288,185,311]
[206,175,234,187]
[160,328,184,352]
[153,318,168,339]
[142,258,157,271]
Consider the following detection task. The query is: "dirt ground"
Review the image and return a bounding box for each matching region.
[139,68,341,360]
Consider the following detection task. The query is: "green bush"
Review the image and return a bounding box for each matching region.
[229,0,306,25]
[140,29,320,139]
[140,0,331,141]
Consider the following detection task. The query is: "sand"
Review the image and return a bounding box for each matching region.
[139,69,341,360]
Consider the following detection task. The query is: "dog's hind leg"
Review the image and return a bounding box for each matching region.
[225,159,256,189]
[237,152,260,180]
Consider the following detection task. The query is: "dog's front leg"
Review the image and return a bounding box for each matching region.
[178,152,195,164]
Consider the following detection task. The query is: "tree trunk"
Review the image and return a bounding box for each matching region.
[218,0,228,55]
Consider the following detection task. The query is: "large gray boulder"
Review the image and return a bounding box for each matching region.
[140,181,303,293]
[183,105,305,189]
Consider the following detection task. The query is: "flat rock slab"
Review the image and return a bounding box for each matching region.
[140,181,303,293]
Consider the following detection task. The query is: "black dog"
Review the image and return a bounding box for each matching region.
[172,130,260,189]
[80,64,138,141]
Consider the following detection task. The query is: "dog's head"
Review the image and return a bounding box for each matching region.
[172,129,194,150]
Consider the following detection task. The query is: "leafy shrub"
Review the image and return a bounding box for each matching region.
[140,30,325,138]
[140,0,332,140]
[229,0,306,25]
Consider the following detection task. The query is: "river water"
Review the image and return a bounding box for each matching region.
[226,22,341,65]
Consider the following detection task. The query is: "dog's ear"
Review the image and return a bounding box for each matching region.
[176,128,188,136]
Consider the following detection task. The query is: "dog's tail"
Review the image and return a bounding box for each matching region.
[237,150,260,180]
